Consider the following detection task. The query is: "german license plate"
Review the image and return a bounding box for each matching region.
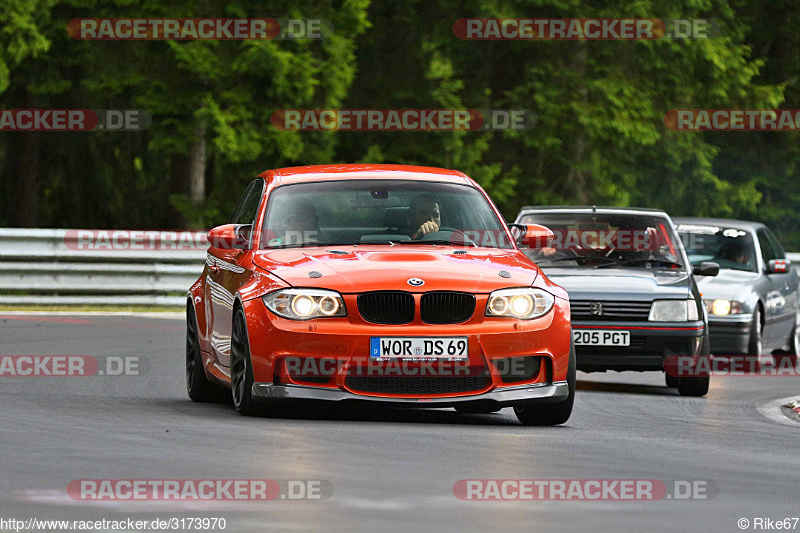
[370,337,468,358]
[573,330,630,346]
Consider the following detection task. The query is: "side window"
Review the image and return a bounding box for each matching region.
[764,228,786,260]
[228,179,264,226]
[757,229,777,263]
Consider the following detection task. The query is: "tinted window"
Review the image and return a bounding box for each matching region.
[757,228,778,263]
[229,179,264,226]
[763,228,786,260]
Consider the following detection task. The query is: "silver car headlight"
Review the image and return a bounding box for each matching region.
[263,288,346,320]
[703,299,744,316]
[648,299,699,322]
[485,288,555,319]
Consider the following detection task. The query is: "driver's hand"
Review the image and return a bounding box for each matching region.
[413,221,439,240]
[540,246,556,257]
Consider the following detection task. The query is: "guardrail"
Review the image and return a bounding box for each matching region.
[0,229,207,306]
[2,228,799,307]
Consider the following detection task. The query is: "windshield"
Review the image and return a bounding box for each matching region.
[676,224,757,272]
[518,212,685,269]
[260,179,512,249]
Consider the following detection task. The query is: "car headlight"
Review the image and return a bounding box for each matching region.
[263,289,346,320]
[703,299,744,316]
[648,299,699,322]
[485,288,555,319]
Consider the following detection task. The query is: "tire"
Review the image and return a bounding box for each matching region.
[790,311,800,356]
[676,374,709,396]
[514,339,575,426]
[775,309,800,367]
[186,302,217,402]
[677,336,710,397]
[748,306,763,356]
[230,307,264,416]
[665,373,679,388]
[455,405,502,414]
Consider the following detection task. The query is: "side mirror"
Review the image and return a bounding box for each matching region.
[767,258,789,274]
[692,262,720,277]
[509,223,554,249]
[208,224,251,250]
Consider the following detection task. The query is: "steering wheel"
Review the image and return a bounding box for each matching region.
[418,228,478,247]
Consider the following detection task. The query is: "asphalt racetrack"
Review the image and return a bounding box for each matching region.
[2,314,798,532]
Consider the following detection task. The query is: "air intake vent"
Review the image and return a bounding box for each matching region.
[357,291,415,324]
[345,374,490,395]
[570,300,652,321]
[420,292,476,324]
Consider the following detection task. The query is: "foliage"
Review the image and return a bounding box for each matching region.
[1,0,799,248]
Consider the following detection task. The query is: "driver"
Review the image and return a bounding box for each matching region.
[408,194,441,240]
[276,198,320,245]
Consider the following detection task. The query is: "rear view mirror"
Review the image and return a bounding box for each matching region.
[509,223,554,249]
[208,224,251,250]
[767,259,790,274]
[692,262,720,277]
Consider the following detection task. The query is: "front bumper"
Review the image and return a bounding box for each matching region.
[241,294,573,396]
[251,380,569,408]
[573,321,706,372]
[707,315,752,355]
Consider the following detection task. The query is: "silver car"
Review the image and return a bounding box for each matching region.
[674,218,800,359]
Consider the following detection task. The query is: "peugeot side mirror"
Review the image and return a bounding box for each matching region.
[692,262,719,277]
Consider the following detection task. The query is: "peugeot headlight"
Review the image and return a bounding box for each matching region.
[263,289,346,320]
[486,288,555,319]
[648,299,699,322]
[703,299,743,316]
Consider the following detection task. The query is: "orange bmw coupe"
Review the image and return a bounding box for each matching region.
[186,164,574,425]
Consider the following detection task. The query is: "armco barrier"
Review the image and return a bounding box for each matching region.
[1,228,798,307]
[0,228,207,306]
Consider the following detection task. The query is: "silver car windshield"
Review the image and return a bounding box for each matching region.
[676,224,757,272]
[260,179,512,249]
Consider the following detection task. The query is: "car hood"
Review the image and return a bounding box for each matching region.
[252,246,538,293]
[694,268,760,300]
[539,267,691,301]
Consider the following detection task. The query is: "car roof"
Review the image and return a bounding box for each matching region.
[671,217,766,231]
[265,164,473,186]
[518,205,669,217]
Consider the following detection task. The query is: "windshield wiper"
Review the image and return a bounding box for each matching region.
[536,255,618,266]
[394,239,477,247]
[596,258,684,269]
